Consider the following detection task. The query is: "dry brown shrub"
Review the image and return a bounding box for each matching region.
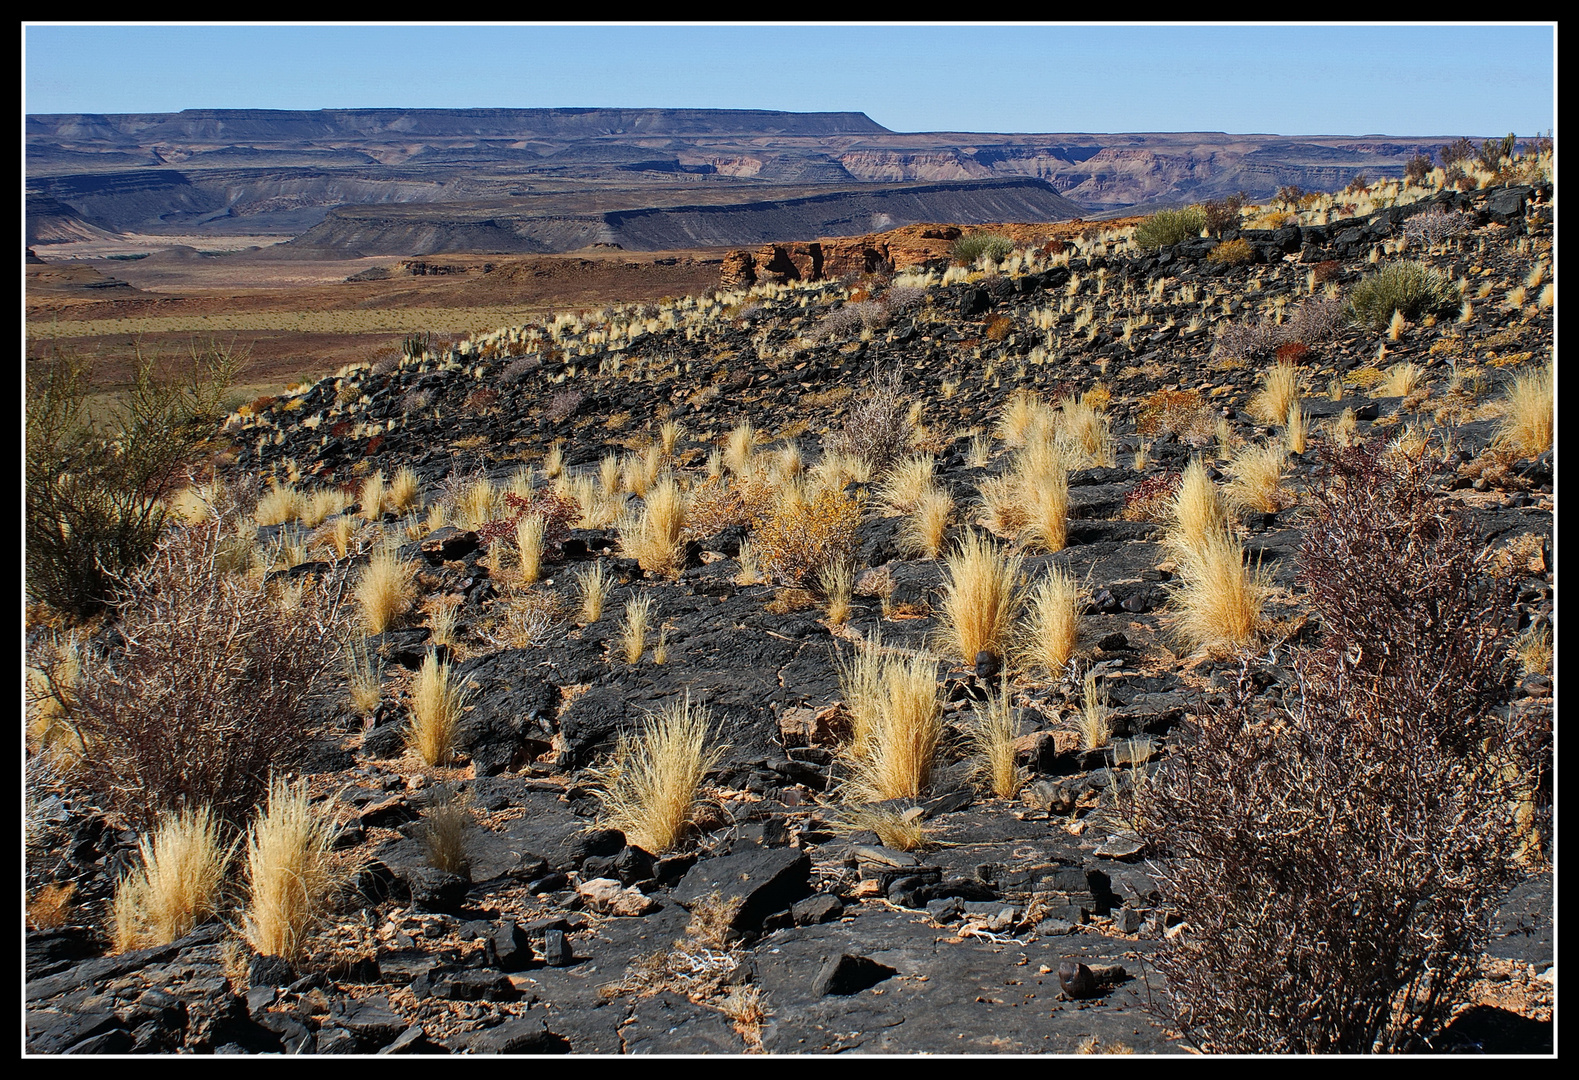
[1120,442,1547,1053]
[64,521,347,830]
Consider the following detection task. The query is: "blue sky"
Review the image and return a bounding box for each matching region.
[24,23,1556,137]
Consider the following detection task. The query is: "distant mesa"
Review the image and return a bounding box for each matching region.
[26,107,1449,257]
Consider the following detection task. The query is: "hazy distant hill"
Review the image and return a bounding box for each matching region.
[26,107,1453,254]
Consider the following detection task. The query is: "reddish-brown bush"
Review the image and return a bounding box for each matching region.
[1122,441,1548,1053]
[58,521,350,830]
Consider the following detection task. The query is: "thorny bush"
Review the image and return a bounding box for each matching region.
[823,368,915,476]
[43,519,350,831]
[1119,440,1549,1053]
[477,490,579,551]
[26,344,241,618]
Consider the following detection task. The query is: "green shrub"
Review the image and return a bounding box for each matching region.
[1206,238,1255,266]
[1133,207,1208,251]
[1347,261,1454,330]
[949,233,1015,265]
[26,345,241,618]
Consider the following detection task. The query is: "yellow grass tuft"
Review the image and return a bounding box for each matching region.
[360,470,387,521]
[1248,362,1302,425]
[1223,442,1293,516]
[833,805,930,852]
[724,420,757,476]
[345,636,383,717]
[898,485,956,560]
[844,649,943,803]
[1017,437,1071,552]
[408,650,468,766]
[1056,393,1114,467]
[835,632,888,756]
[356,542,415,634]
[619,475,687,577]
[1168,458,1228,555]
[620,594,653,663]
[578,561,613,623]
[255,482,303,527]
[660,419,684,456]
[420,785,472,876]
[387,466,421,514]
[456,476,496,530]
[1020,565,1082,677]
[938,531,1024,667]
[818,560,854,625]
[1495,363,1553,459]
[241,778,339,963]
[1169,529,1269,653]
[1076,669,1110,750]
[112,805,231,952]
[996,389,1051,448]
[1372,362,1427,398]
[299,486,349,529]
[1285,399,1308,455]
[591,694,725,855]
[875,455,937,514]
[968,684,1025,799]
[515,514,546,585]
[599,453,622,497]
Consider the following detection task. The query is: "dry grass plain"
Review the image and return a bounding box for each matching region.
[26,241,728,396]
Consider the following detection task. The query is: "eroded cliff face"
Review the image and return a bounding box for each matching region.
[28,108,1451,252]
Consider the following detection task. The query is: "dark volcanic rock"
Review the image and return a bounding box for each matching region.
[674,847,812,932]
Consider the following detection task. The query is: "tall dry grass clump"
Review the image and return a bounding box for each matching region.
[1021,565,1082,677]
[875,456,937,514]
[578,561,613,623]
[844,650,943,803]
[1248,362,1302,424]
[112,806,231,952]
[967,685,1024,799]
[357,541,415,634]
[1016,437,1071,552]
[1495,363,1553,459]
[242,778,339,963]
[592,695,725,855]
[1169,458,1228,554]
[1373,362,1427,399]
[408,650,468,766]
[420,784,473,876]
[1055,392,1113,467]
[620,594,653,663]
[387,466,421,514]
[1169,529,1269,653]
[515,513,546,585]
[344,636,383,718]
[299,486,349,529]
[1077,669,1111,750]
[938,531,1023,667]
[1223,442,1293,516]
[360,470,387,521]
[997,389,1052,448]
[255,482,304,527]
[619,475,687,577]
[898,485,956,560]
[724,421,757,476]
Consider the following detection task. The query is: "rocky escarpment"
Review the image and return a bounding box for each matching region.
[284,179,1086,257]
[30,108,1461,250]
[26,180,1554,1054]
